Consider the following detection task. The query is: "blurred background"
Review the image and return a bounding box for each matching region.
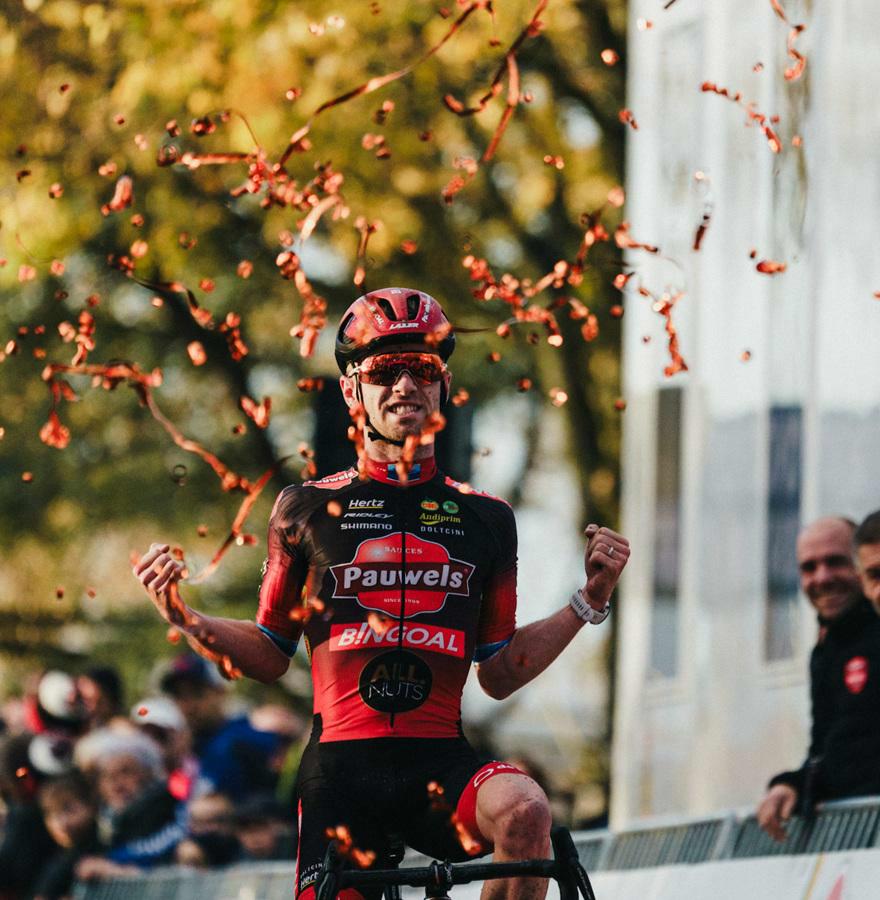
[1,0,879,864]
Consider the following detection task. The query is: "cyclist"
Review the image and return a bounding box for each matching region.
[134,287,630,900]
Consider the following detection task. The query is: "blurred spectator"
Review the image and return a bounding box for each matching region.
[75,728,185,867]
[174,831,241,870]
[32,772,103,900]
[855,510,880,612]
[186,791,236,837]
[250,703,308,811]
[130,697,198,802]
[757,516,880,840]
[175,791,242,869]
[77,666,125,731]
[235,793,296,861]
[159,654,281,801]
[23,671,86,737]
[0,734,58,897]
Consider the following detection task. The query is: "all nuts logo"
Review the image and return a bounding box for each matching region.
[330,533,475,617]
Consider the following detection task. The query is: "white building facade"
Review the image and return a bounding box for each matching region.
[613,0,880,825]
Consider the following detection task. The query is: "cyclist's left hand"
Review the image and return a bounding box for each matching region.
[582,524,630,609]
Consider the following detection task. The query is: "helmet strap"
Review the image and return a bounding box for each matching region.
[355,378,408,448]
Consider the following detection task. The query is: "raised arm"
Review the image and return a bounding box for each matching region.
[476,524,630,700]
[133,542,290,684]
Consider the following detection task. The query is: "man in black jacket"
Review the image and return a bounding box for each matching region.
[757,516,880,841]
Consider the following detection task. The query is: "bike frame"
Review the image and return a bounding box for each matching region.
[316,826,597,900]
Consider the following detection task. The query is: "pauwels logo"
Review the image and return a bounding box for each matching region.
[330,533,475,617]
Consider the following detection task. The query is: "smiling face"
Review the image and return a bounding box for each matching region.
[796,518,861,622]
[340,348,451,457]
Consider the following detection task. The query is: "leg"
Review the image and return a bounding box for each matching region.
[475,773,552,900]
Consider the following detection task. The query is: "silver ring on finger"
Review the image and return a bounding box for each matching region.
[608,546,615,558]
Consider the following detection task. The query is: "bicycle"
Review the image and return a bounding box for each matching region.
[316,824,597,900]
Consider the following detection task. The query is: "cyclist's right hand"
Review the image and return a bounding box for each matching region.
[756,783,798,842]
[133,542,188,626]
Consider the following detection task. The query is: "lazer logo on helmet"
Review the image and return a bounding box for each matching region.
[387,321,422,330]
[330,533,475,617]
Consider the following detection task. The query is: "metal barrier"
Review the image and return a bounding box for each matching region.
[74,796,880,898]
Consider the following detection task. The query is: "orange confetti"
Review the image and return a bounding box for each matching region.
[637,18,653,30]
[55,586,65,599]
[199,278,215,292]
[451,389,470,407]
[130,240,149,258]
[756,258,787,274]
[367,611,393,635]
[740,350,752,362]
[18,265,37,283]
[15,767,28,779]
[516,378,532,392]
[400,239,418,254]
[48,182,64,198]
[22,472,33,482]
[549,388,568,407]
[137,706,148,717]
[600,49,619,65]
[618,108,639,130]
[240,395,271,428]
[101,175,133,215]
[327,501,343,517]
[237,260,253,278]
[614,398,627,411]
[543,154,564,169]
[610,305,624,318]
[187,341,207,366]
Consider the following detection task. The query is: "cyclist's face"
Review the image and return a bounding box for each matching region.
[341,352,450,444]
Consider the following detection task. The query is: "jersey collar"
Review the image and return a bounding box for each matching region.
[364,455,437,486]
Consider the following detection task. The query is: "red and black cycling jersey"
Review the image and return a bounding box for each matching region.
[255,456,517,742]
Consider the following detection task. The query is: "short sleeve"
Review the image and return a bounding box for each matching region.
[475,500,517,657]
[255,488,309,643]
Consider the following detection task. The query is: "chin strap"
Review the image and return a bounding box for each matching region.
[355,377,408,447]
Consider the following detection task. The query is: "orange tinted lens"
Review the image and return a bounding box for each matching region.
[359,354,444,385]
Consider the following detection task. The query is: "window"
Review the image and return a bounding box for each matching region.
[764,405,802,661]
[651,386,683,677]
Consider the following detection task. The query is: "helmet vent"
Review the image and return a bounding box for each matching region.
[376,298,397,320]
[339,312,356,337]
[406,293,421,320]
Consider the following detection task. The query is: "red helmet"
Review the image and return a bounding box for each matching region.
[335,287,455,373]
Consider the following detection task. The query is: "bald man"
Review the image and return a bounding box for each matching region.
[757,517,880,840]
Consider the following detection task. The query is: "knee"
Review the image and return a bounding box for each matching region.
[492,796,552,855]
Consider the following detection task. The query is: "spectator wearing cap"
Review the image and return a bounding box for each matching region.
[0,734,59,897]
[159,653,281,802]
[78,666,125,731]
[131,697,198,802]
[74,728,186,868]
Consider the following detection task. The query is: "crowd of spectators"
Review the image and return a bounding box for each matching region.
[0,653,306,899]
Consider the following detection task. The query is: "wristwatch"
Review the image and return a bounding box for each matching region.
[569,587,611,625]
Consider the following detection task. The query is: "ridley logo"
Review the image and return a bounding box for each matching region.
[844,656,869,694]
[330,533,475,617]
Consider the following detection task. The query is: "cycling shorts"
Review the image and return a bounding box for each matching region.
[294,730,527,900]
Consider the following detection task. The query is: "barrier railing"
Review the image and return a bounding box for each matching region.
[74,795,880,898]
